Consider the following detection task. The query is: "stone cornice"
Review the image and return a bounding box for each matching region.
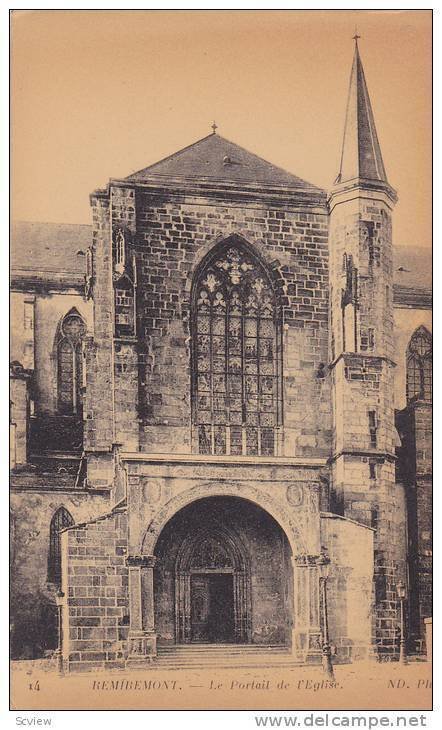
[10,470,111,495]
[328,352,397,371]
[101,177,328,210]
[329,449,396,463]
[119,452,328,467]
[11,270,85,294]
[328,178,398,211]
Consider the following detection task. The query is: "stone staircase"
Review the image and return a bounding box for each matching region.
[155,643,298,668]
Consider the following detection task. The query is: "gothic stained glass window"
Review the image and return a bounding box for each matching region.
[193,243,280,456]
[406,327,432,403]
[48,507,74,586]
[57,310,86,415]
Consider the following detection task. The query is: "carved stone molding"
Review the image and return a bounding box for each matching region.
[141,481,308,555]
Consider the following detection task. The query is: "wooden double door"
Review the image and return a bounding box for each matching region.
[190,573,235,643]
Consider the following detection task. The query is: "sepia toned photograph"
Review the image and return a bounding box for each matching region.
[9,9,432,712]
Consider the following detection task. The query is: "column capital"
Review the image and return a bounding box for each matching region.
[126,554,156,568]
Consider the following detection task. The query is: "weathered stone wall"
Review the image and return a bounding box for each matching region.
[320,513,374,660]
[328,195,394,361]
[62,508,129,672]
[10,489,109,659]
[133,193,330,457]
[89,184,332,458]
[85,194,114,455]
[10,375,29,466]
[11,292,35,370]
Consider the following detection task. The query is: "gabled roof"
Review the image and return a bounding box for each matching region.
[335,41,388,185]
[126,132,322,192]
[11,221,91,276]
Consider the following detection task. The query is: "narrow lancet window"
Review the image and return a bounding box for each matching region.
[406,327,432,403]
[48,507,74,586]
[57,309,86,415]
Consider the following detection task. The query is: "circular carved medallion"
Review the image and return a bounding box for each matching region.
[287,484,304,507]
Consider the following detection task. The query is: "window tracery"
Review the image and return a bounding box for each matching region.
[57,310,86,415]
[193,243,280,456]
[406,327,432,403]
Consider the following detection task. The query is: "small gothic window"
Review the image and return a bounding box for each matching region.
[85,248,94,299]
[57,310,86,415]
[406,327,432,403]
[48,507,74,586]
[116,230,125,266]
[192,241,281,456]
[113,228,127,273]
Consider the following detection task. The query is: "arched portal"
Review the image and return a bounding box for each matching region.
[153,496,293,647]
[175,524,250,644]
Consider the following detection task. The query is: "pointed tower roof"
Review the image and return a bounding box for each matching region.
[125,132,322,192]
[335,38,388,185]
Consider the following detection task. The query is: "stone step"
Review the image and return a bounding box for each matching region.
[155,656,299,668]
[158,644,289,654]
[155,644,294,667]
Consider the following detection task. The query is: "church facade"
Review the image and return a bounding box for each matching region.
[10,43,432,672]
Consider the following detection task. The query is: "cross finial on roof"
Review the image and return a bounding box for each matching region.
[353,26,361,45]
[211,120,218,134]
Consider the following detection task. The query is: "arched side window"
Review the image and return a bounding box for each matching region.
[48,507,74,586]
[57,309,86,415]
[406,326,432,403]
[192,242,281,456]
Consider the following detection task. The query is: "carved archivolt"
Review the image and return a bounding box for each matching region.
[140,481,308,555]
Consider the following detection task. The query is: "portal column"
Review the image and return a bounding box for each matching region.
[292,555,322,663]
[126,555,157,665]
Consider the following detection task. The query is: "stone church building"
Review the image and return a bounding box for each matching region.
[10,42,432,672]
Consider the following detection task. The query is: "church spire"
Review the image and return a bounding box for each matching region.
[335,38,388,185]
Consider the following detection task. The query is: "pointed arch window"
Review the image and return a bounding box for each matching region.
[192,242,281,456]
[406,327,432,403]
[48,507,74,586]
[57,310,86,415]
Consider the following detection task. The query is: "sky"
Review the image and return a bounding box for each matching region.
[11,9,431,247]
